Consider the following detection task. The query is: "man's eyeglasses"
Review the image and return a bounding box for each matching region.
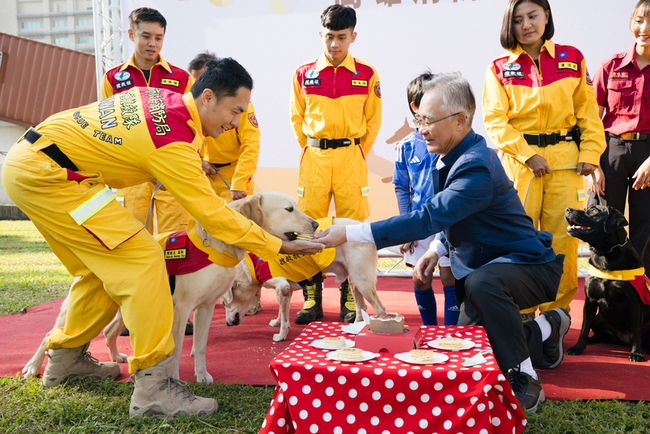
[413,112,461,129]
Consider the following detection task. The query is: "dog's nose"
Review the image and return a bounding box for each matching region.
[312,220,319,230]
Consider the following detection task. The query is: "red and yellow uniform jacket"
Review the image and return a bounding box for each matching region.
[101,54,193,99]
[588,265,650,305]
[290,53,381,155]
[483,40,605,166]
[200,102,260,192]
[33,87,281,259]
[245,217,336,284]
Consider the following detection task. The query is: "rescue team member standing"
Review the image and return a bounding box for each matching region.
[483,0,606,322]
[588,0,650,273]
[102,7,193,234]
[290,4,381,324]
[394,71,460,326]
[2,58,325,419]
[314,73,571,414]
[188,52,260,203]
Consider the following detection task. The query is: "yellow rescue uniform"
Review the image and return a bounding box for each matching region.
[201,102,259,202]
[483,40,606,312]
[101,54,194,233]
[290,53,381,221]
[2,89,282,373]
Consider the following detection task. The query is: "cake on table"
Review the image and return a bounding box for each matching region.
[336,348,363,361]
[437,337,464,349]
[322,336,346,349]
[409,349,435,363]
[368,312,404,334]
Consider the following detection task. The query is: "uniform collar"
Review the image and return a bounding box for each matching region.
[315,52,356,73]
[183,92,203,138]
[618,44,638,69]
[120,53,172,73]
[507,39,555,62]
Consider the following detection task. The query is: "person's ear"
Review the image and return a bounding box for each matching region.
[410,102,418,114]
[351,32,357,43]
[128,28,135,42]
[201,89,213,108]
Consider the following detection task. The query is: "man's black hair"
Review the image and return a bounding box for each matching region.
[188,51,217,74]
[321,4,356,31]
[128,7,167,32]
[190,57,253,99]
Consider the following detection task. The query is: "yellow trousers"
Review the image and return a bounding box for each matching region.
[206,162,254,203]
[502,142,582,313]
[2,140,175,373]
[297,144,369,221]
[117,183,190,234]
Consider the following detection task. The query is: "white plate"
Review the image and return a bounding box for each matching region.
[310,339,355,350]
[341,323,366,335]
[427,339,476,351]
[326,350,379,362]
[394,352,449,365]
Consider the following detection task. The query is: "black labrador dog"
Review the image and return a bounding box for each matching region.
[565,205,650,362]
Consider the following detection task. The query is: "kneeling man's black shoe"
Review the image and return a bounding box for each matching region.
[508,369,545,414]
[539,308,571,369]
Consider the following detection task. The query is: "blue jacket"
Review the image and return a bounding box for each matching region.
[372,129,556,280]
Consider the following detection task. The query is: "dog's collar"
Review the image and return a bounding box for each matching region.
[588,265,645,281]
[590,238,628,255]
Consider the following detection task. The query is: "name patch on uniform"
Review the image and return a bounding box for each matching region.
[165,248,187,260]
[115,80,133,90]
[248,112,259,128]
[504,71,525,78]
[611,71,630,79]
[161,78,180,87]
[351,79,368,87]
[304,78,321,86]
[558,61,578,71]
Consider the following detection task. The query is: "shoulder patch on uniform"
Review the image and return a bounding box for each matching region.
[248,112,259,128]
[374,81,381,98]
[586,69,593,85]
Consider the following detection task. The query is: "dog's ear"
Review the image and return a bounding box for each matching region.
[604,206,628,233]
[239,193,264,226]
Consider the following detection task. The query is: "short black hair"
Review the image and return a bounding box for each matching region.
[190,57,253,100]
[188,51,217,74]
[500,0,554,51]
[407,70,437,116]
[321,4,356,31]
[128,7,167,32]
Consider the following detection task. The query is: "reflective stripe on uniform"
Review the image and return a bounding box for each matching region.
[69,186,116,225]
[361,186,369,197]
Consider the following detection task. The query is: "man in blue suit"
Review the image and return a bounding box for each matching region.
[315,72,571,415]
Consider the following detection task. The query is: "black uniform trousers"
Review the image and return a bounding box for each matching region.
[455,255,564,373]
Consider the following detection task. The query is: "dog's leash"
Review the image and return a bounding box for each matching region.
[522,166,602,207]
[144,181,164,230]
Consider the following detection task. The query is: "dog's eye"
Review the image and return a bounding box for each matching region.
[286,206,294,212]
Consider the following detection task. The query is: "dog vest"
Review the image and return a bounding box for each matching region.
[245,217,336,284]
[156,220,241,275]
[588,265,650,305]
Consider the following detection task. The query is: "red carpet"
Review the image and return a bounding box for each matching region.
[1,276,648,401]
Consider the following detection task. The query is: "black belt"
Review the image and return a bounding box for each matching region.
[523,130,578,147]
[610,132,650,142]
[211,162,231,169]
[307,137,360,150]
[25,129,79,172]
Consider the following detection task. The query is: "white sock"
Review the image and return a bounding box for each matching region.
[535,314,552,342]
[516,357,538,380]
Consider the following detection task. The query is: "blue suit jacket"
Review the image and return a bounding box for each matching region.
[372,129,556,280]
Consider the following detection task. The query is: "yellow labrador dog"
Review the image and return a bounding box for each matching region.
[222,218,386,342]
[23,191,318,384]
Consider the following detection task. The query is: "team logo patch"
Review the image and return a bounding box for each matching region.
[351,79,368,87]
[504,71,525,78]
[115,71,130,81]
[586,69,593,85]
[303,78,321,86]
[611,71,630,79]
[114,79,133,90]
[558,52,568,58]
[161,78,180,87]
[558,61,578,71]
[165,248,187,260]
[305,69,319,79]
[248,112,259,128]
[503,62,521,71]
[352,71,359,76]
[374,81,381,98]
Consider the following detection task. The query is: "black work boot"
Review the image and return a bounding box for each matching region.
[339,280,356,323]
[294,274,324,325]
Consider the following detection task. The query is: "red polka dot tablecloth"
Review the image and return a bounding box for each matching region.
[260,322,526,434]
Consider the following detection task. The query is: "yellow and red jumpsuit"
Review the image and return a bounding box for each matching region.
[290,53,381,221]
[483,40,606,313]
[200,102,260,202]
[102,53,194,233]
[1,88,282,373]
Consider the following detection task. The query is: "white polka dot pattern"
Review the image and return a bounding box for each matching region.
[259,322,526,434]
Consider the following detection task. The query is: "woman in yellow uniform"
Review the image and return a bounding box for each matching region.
[483,0,606,323]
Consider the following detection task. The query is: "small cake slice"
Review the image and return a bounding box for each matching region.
[437,337,464,349]
[368,312,404,334]
[322,336,346,349]
[408,349,435,363]
[336,348,363,361]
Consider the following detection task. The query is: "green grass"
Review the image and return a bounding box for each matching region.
[0,220,649,433]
